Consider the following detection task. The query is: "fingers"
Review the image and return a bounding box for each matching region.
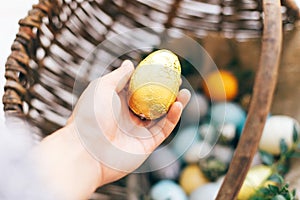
[177,88,191,108]
[103,60,134,93]
[147,88,190,148]
[149,101,183,148]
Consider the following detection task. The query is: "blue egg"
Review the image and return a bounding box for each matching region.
[150,180,188,200]
[189,182,221,200]
[210,102,246,135]
[170,126,200,158]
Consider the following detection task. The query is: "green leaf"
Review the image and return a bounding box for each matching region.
[276,163,289,175]
[292,189,296,197]
[280,139,288,155]
[269,185,280,194]
[292,124,298,143]
[260,150,275,166]
[271,194,286,200]
[290,151,300,158]
[268,174,284,185]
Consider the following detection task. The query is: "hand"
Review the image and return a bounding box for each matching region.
[31,60,190,200]
[68,60,191,185]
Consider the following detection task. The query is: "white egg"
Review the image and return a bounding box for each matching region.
[199,123,218,144]
[189,182,221,200]
[181,93,209,125]
[212,144,234,165]
[259,115,300,155]
[250,152,263,167]
[183,141,213,163]
[150,180,188,200]
[148,147,181,180]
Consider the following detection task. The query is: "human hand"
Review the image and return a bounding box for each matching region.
[68,60,191,185]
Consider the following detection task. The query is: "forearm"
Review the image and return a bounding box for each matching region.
[30,123,102,200]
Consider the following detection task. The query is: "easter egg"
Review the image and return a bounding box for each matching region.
[259,115,300,155]
[171,126,200,157]
[210,102,246,134]
[181,92,209,125]
[238,165,273,200]
[216,123,237,145]
[179,164,209,195]
[199,157,228,181]
[251,152,263,167]
[128,49,181,120]
[212,144,234,165]
[148,147,180,180]
[150,180,188,200]
[203,70,238,101]
[183,141,212,163]
[190,182,221,200]
[199,123,218,144]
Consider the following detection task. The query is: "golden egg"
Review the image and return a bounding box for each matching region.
[128,49,181,120]
[237,165,273,200]
[179,164,209,195]
[203,70,238,101]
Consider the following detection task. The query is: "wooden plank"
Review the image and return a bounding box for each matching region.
[215,0,283,199]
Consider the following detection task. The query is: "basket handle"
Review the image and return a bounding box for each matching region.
[215,0,283,199]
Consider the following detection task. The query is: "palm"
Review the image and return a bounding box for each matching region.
[72,60,190,185]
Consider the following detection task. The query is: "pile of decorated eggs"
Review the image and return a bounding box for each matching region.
[130,50,300,199]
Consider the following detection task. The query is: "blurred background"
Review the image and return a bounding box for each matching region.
[0,0,37,122]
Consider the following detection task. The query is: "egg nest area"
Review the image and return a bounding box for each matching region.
[117,50,300,200]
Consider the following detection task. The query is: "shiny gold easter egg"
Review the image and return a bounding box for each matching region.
[128,49,181,120]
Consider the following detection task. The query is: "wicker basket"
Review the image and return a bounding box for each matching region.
[3,0,300,199]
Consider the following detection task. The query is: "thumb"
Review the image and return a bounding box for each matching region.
[104,60,134,92]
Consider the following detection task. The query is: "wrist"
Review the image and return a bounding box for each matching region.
[31,123,103,199]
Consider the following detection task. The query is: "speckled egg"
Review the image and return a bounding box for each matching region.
[259,115,300,155]
[150,180,188,200]
[148,147,181,180]
[203,70,239,101]
[171,126,200,157]
[181,92,209,125]
[179,164,209,195]
[199,157,228,181]
[210,102,246,134]
[189,182,221,200]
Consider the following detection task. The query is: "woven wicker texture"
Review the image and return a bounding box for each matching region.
[2,0,300,199]
[3,0,299,136]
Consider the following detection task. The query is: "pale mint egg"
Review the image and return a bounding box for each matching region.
[210,102,246,134]
[181,93,209,125]
[171,126,200,158]
[189,182,221,200]
[150,180,188,200]
[259,115,300,155]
